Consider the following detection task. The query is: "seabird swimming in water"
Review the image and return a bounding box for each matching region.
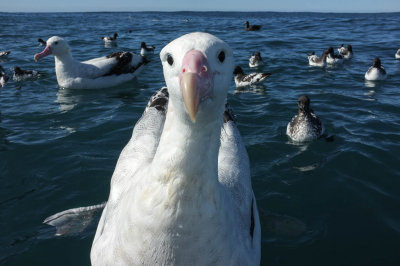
[101,32,118,44]
[395,48,400,59]
[89,32,261,266]
[249,52,264,68]
[337,44,353,59]
[307,50,329,67]
[365,57,387,81]
[244,21,262,31]
[13,66,42,81]
[34,36,147,89]
[38,38,47,46]
[233,65,271,88]
[0,65,9,87]
[0,51,10,59]
[287,95,324,142]
[140,42,156,56]
[326,47,344,65]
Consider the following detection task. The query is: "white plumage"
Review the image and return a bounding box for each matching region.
[337,44,353,59]
[140,41,156,56]
[13,66,42,81]
[90,32,261,265]
[233,65,271,88]
[0,51,10,59]
[308,51,328,67]
[365,57,387,81]
[34,36,147,89]
[395,48,400,59]
[326,47,344,65]
[249,52,264,68]
[0,65,9,87]
[101,32,118,44]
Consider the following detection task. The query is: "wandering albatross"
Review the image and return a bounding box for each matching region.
[34,36,147,89]
[44,32,261,265]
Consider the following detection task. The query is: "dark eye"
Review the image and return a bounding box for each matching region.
[55,41,58,45]
[167,54,174,66]
[218,51,225,63]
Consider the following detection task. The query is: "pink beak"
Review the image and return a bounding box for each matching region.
[34,45,52,62]
[179,50,213,122]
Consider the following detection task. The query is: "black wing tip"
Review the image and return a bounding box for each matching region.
[250,198,255,239]
[223,103,237,123]
[146,87,169,113]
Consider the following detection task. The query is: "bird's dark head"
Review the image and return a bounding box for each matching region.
[13,67,22,74]
[233,66,244,75]
[298,95,310,113]
[347,44,353,52]
[373,57,382,68]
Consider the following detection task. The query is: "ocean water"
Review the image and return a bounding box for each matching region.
[1,11,400,265]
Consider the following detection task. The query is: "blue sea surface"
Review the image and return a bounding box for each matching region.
[1,11,400,265]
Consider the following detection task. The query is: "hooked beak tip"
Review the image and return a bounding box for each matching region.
[180,72,200,123]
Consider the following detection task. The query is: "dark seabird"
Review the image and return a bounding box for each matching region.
[287,95,324,142]
[244,21,262,31]
[38,38,47,46]
[13,66,42,81]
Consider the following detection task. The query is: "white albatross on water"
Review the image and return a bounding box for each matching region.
[34,36,147,89]
[91,31,261,266]
[43,32,261,265]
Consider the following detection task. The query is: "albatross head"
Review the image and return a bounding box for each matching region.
[160,32,234,123]
[34,36,70,61]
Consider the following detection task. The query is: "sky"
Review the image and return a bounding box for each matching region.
[2,0,400,13]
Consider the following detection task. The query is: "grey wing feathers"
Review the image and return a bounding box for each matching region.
[110,87,168,189]
[218,103,255,238]
[43,87,169,236]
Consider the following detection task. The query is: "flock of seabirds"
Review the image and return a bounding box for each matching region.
[1,20,400,264]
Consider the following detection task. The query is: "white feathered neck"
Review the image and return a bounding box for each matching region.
[151,99,224,204]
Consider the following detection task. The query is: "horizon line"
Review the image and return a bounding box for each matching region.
[1,10,400,14]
